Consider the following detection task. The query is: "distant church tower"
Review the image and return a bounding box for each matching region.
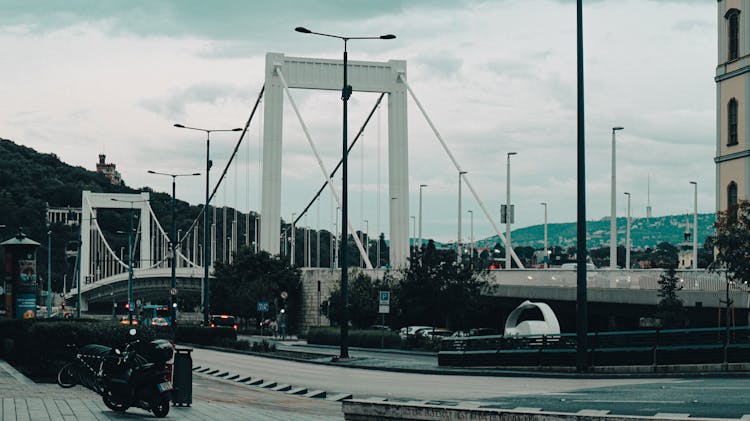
[716,1,745,213]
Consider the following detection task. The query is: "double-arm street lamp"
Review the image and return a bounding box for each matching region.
[173,124,242,325]
[147,170,200,327]
[112,198,150,324]
[690,181,698,269]
[418,184,427,251]
[295,26,396,359]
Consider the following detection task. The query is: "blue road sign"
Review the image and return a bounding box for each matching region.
[257,301,269,313]
[379,291,390,305]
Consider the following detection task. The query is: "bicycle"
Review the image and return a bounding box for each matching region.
[57,344,115,394]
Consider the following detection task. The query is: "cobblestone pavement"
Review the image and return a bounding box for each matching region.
[0,359,343,421]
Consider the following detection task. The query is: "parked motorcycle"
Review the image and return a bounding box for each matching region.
[56,329,174,417]
[100,329,174,418]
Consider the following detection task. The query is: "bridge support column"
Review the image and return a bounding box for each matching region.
[260,61,284,256]
[388,67,409,268]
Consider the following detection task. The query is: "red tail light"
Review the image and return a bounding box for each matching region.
[233,325,238,331]
[210,323,215,328]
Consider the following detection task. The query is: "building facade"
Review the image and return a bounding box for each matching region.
[95,154,122,186]
[716,1,748,213]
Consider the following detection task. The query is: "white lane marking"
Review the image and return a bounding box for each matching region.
[577,409,611,415]
[654,413,691,419]
[511,407,543,412]
[572,399,685,404]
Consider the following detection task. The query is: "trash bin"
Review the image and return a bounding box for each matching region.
[171,348,192,406]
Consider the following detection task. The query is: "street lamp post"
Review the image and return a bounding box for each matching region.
[291,212,296,266]
[610,126,624,269]
[624,192,631,270]
[458,172,467,262]
[295,26,396,360]
[410,216,416,255]
[506,152,517,270]
[467,210,474,265]
[173,124,242,325]
[364,219,369,267]
[541,202,548,268]
[418,184,427,252]
[47,230,52,317]
[149,170,200,327]
[112,198,147,324]
[690,181,698,269]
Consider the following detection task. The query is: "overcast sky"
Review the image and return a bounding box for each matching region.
[0,0,716,243]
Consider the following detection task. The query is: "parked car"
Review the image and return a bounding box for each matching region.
[451,328,499,337]
[418,328,453,340]
[399,325,434,340]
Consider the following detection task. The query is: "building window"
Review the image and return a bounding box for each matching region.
[728,181,738,218]
[728,9,740,61]
[728,98,738,146]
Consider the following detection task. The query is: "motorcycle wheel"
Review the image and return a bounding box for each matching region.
[151,395,170,418]
[102,389,129,413]
[57,363,77,388]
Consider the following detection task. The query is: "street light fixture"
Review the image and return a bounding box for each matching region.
[418,184,427,252]
[690,181,698,269]
[147,170,200,327]
[295,26,396,360]
[173,123,242,325]
[624,192,631,270]
[610,126,624,269]
[506,152,517,270]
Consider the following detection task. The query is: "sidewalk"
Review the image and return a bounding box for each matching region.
[0,358,342,420]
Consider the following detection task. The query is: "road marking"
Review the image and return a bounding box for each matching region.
[654,413,691,419]
[577,409,611,415]
[511,407,543,412]
[572,399,685,404]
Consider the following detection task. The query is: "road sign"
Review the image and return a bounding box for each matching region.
[379,305,390,314]
[257,301,269,313]
[170,288,178,296]
[379,291,390,306]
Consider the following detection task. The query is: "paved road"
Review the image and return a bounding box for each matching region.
[190,347,679,401]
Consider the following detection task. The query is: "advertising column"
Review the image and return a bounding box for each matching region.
[1,230,41,319]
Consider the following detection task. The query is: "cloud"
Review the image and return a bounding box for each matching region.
[140,83,250,118]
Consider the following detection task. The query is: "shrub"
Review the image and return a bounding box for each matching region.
[175,326,236,346]
[306,327,401,349]
[250,340,275,352]
[234,340,251,351]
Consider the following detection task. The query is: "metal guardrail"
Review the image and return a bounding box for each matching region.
[439,326,750,367]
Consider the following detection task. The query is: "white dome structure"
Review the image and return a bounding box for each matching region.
[504,300,561,336]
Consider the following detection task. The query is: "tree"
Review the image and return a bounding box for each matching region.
[392,240,493,330]
[709,200,750,285]
[211,247,302,331]
[322,271,392,329]
[656,267,685,328]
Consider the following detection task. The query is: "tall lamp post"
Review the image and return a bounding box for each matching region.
[541,202,548,268]
[173,124,242,325]
[506,152,517,269]
[47,230,52,317]
[467,210,474,264]
[690,181,698,269]
[458,172,467,261]
[624,192,631,270]
[418,184,427,251]
[295,26,396,360]
[148,170,200,326]
[610,126,624,269]
[112,198,149,324]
